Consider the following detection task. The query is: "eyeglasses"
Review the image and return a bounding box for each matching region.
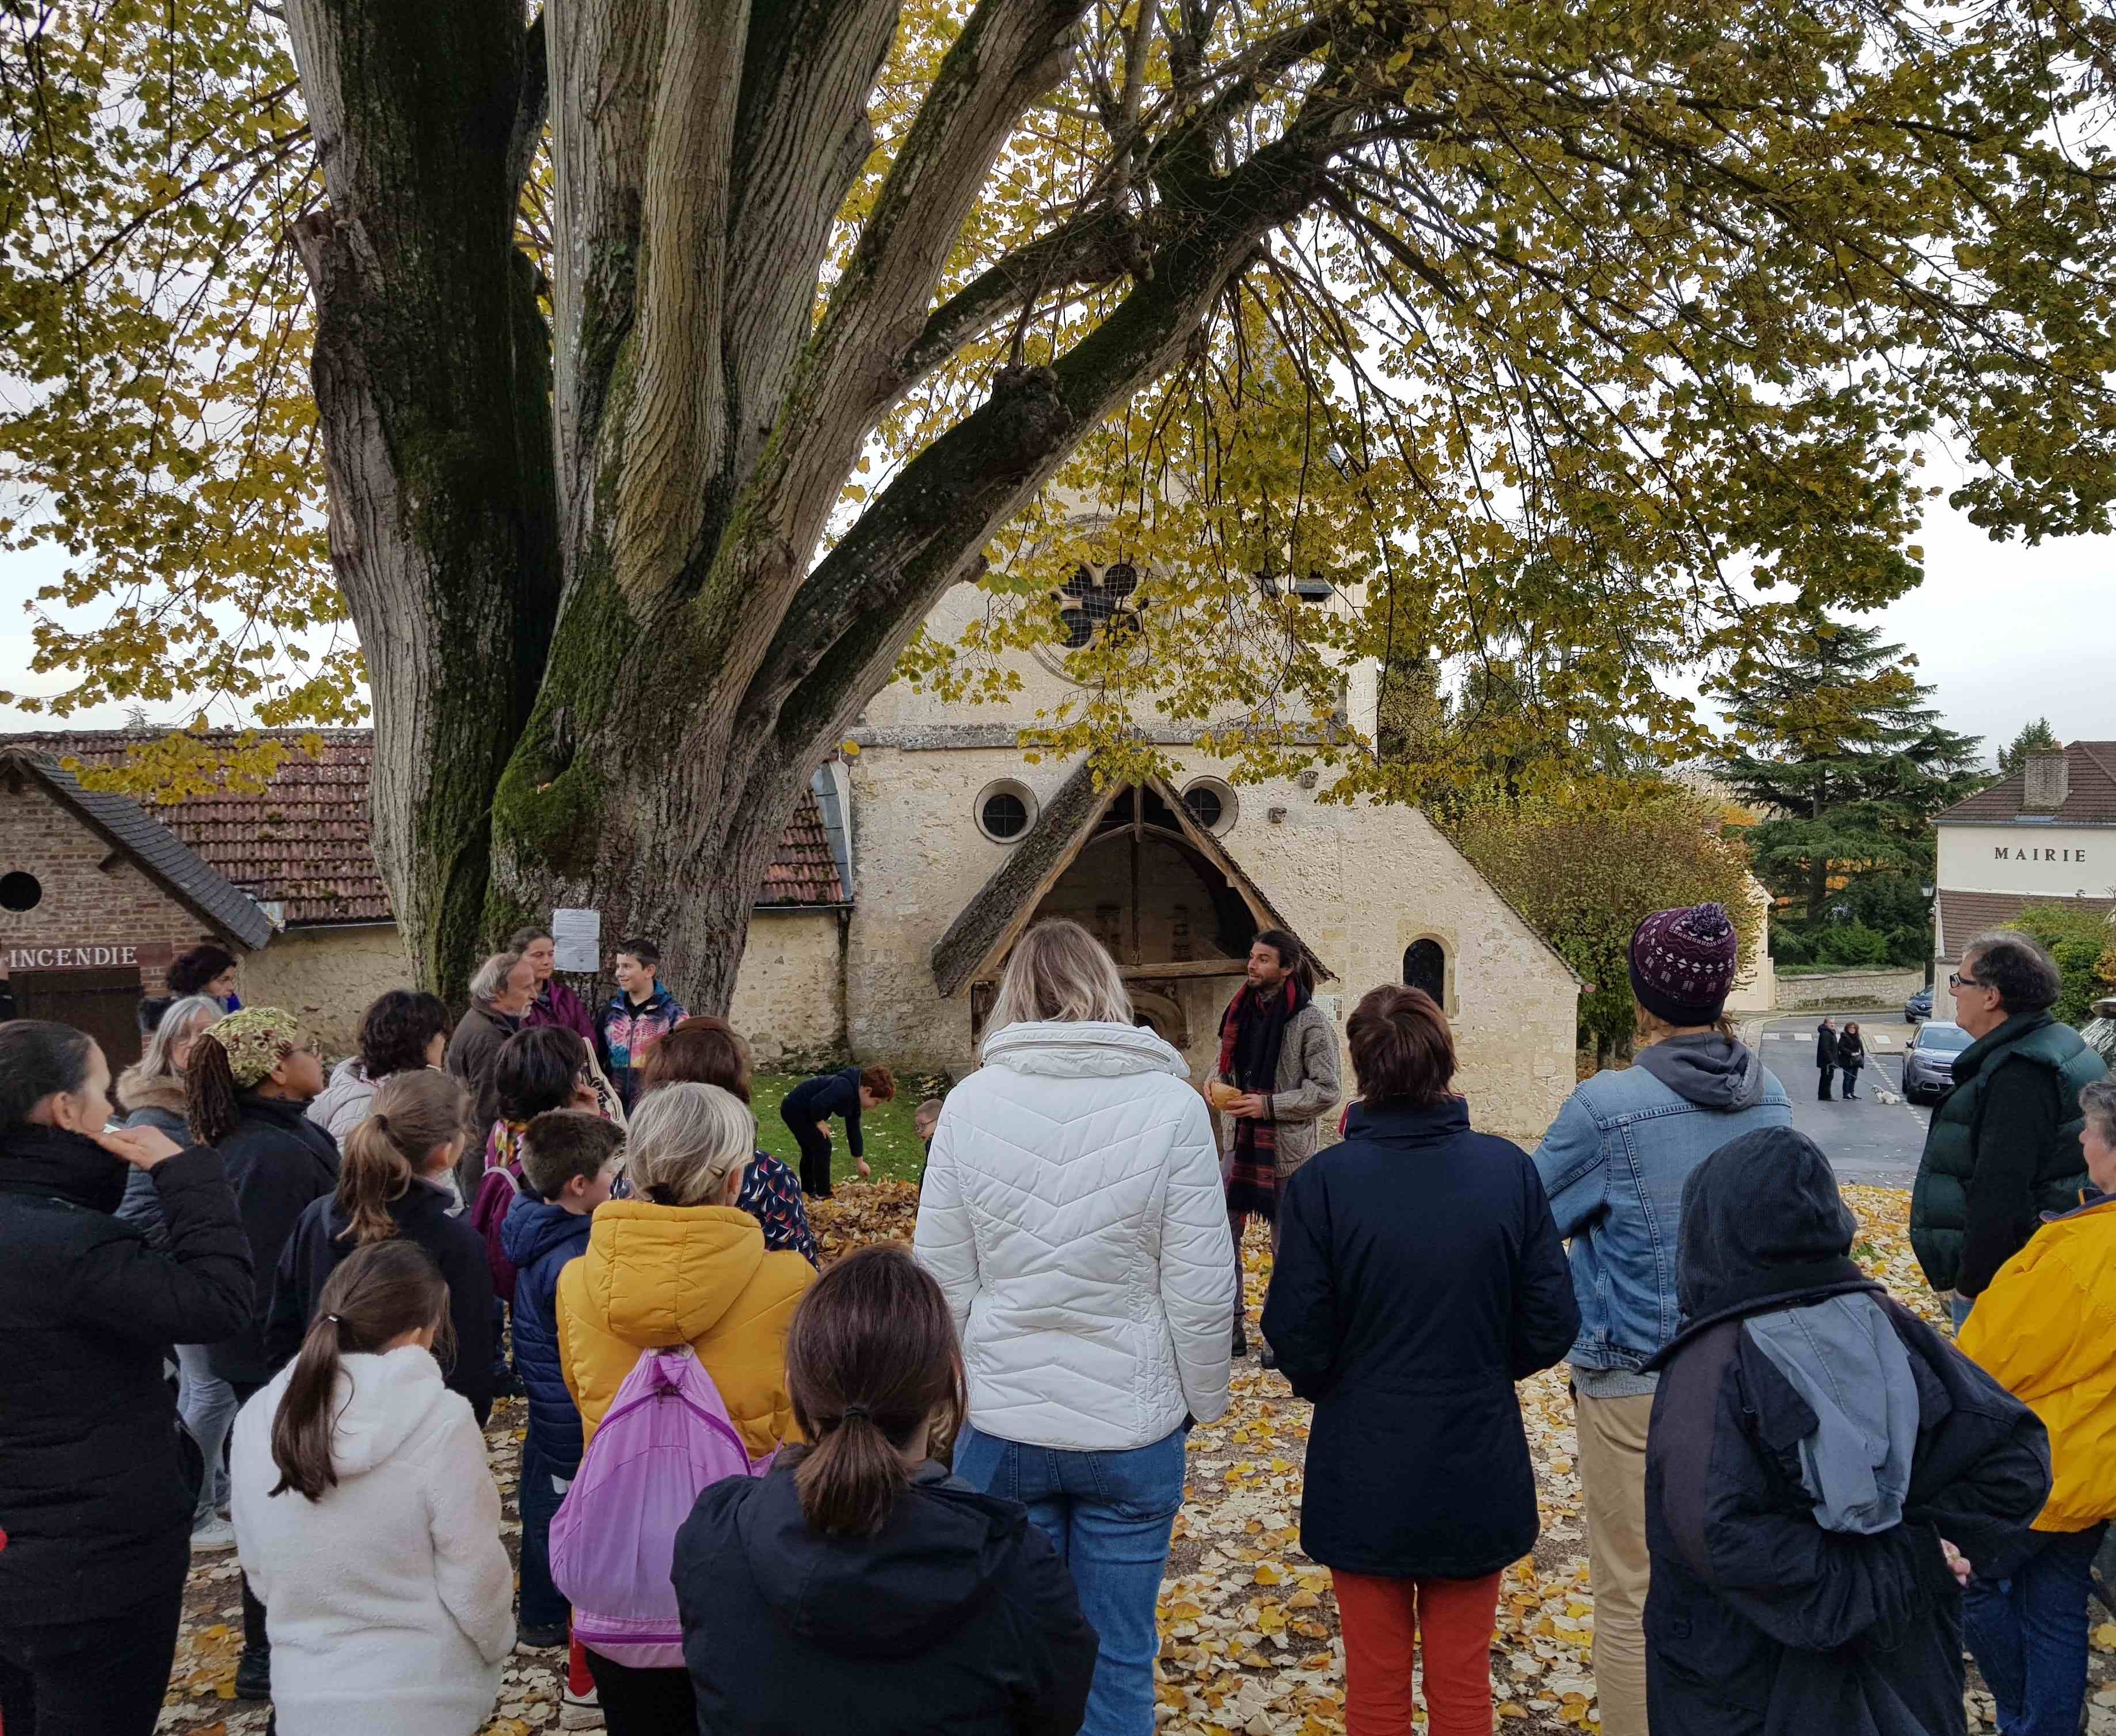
[1948,972,1986,992]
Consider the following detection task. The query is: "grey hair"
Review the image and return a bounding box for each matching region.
[2081,1080,2116,1147]
[1963,931,2061,1015]
[139,995,224,1080]
[624,1082,755,1207]
[469,950,526,1003]
[988,918,1133,1030]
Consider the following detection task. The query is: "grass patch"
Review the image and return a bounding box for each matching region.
[751,1072,931,1186]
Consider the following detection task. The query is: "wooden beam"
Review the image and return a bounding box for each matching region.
[1118,959,1247,980]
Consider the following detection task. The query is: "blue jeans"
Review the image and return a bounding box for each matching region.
[1948,1293,1976,1332]
[176,1341,237,1525]
[955,1423,1187,1736]
[517,1434,571,1631]
[1963,1522,2107,1735]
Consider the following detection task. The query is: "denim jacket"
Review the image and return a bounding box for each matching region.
[1533,1060,1791,1377]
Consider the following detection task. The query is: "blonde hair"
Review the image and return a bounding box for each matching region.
[988,919,1133,1029]
[623,1082,754,1207]
[336,1070,467,1245]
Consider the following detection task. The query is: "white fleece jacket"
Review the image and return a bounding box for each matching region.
[231,1346,514,1735]
[914,1020,1237,1451]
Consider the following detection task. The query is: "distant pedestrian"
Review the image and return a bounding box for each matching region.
[916,919,1234,1736]
[231,1240,515,1736]
[309,989,453,1147]
[138,941,244,1036]
[782,1063,893,1199]
[595,938,686,1112]
[1954,1080,2116,1736]
[498,1109,626,1650]
[1838,1020,1866,1099]
[1215,928,1339,1365]
[1532,903,1791,1736]
[1815,1017,1840,1102]
[267,1069,494,1425]
[111,994,239,1550]
[1912,930,2107,1330]
[0,1020,252,1736]
[554,1083,812,1733]
[635,1018,817,1263]
[1643,1126,2050,1736]
[1265,985,1577,1736]
[674,1244,1099,1735]
[446,951,538,1190]
[188,1006,339,1703]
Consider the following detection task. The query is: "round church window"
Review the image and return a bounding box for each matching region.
[0,871,43,913]
[1181,778,1237,836]
[976,781,1037,843]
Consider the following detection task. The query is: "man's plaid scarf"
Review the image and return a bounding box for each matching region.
[1219,976,1303,1220]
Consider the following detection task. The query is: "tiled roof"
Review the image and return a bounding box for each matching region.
[1938,742,2116,828]
[1,751,274,949]
[6,729,848,923]
[760,781,848,906]
[1937,888,2116,958]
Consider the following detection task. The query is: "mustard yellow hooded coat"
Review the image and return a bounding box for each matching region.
[555,1199,813,1458]
[1959,1193,2116,1533]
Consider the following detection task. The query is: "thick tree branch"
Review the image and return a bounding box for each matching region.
[611,0,749,601]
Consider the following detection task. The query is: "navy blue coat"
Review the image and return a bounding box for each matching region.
[1262,1097,1578,1578]
[783,1067,865,1158]
[500,1193,594,1476]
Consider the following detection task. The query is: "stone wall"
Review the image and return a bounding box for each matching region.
[240,924,418,1054]
[729,910,845,1069]
[1774,968,1925,1012]
[840,745,1581,1141]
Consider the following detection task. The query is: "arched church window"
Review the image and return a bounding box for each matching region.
[1403,938,1447,1004]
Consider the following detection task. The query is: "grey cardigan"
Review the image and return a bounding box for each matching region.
[1219,1000,1341,1179]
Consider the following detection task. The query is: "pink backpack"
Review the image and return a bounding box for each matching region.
[549,1346,774,1668]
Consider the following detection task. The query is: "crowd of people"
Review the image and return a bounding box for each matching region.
[0,908,2109,1736]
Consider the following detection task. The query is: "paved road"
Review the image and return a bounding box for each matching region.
[1759,1014,1931,1190]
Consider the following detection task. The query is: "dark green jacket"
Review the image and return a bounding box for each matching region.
[1911,1011,2106,1296]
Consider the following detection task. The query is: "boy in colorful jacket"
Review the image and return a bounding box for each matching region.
[596,937,686,1111]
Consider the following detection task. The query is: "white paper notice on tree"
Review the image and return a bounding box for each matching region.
[551,908,600,974]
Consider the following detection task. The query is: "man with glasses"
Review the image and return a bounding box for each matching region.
[1911,931,2107,1328]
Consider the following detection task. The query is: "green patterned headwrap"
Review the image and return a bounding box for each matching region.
[207,1007,313,1090]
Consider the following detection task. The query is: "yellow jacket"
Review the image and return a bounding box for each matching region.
[555,1198,814,1459]
[1959,1195,2116,1533]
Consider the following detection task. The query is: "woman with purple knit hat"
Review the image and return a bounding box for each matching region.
[1531,903,1793,1736]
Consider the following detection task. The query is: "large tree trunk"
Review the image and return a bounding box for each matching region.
[286,0,558,997]
[283,0,1353,1010]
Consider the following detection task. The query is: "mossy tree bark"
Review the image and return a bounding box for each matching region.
[277,0,1380,1006]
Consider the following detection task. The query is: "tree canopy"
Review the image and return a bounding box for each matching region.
[1449,779,1762,1059]
[5,0,2115,999]
[1996,717,2064,776]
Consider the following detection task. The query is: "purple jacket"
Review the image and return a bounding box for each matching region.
[526,977,597,1048]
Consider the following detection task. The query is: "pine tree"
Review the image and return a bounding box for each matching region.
[1714,623,1982,926]
[1996,718,2062,775]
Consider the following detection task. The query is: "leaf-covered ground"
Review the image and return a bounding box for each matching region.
[153,1183,2116,1734]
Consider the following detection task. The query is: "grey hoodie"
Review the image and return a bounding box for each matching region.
[1634,1033,1768,1111]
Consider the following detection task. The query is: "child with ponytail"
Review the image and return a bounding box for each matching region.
[671,1245,1098,1735]
[230,1240,515,1735]
[267,1069,496,1423]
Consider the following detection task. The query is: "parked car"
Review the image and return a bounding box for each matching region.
[1901,1020,1972,1102]
[1904,986,1933,1024]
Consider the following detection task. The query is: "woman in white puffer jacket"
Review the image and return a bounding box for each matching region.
[915,918,1236,1736]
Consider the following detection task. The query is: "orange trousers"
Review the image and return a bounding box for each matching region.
[1333,1567,1503,1736]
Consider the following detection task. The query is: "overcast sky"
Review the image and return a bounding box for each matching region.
[2,455,2109,757]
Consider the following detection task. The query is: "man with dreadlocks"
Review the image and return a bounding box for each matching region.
[1215,930,1338,1368]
